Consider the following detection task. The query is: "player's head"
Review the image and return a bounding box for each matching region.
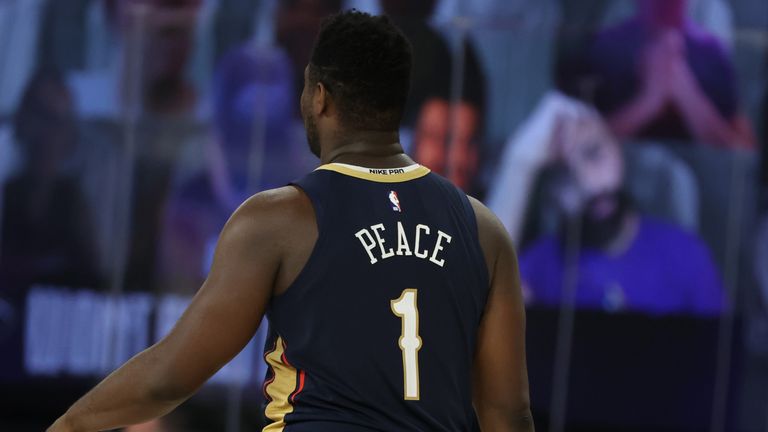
[301,10,413,157]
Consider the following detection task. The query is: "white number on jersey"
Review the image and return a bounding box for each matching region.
[391,289,423,400]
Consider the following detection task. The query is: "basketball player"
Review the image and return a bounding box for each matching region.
[48,11,533,432]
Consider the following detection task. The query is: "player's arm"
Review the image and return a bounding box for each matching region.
[469,198,534,432]
[47,188,297,432]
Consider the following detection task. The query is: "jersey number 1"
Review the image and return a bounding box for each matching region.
[391,289,422,400]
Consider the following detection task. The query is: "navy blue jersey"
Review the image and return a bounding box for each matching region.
[262,163,490,432]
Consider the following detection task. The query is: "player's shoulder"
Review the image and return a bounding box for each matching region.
[224,186,315,245]
[234,184,309,215]
[467,196,509,242]
[241,185,310,210]
[466,195,517,276]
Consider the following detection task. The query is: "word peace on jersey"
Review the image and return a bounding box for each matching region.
[355,221,453,267]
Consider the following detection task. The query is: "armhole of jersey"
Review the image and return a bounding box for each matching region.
[270,181,328,303]
[459,192,480,239]
[459,192,492,290]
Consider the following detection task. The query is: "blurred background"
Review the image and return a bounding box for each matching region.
[0,0,766,430]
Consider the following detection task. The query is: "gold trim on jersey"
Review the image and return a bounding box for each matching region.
[316,163,431,183]
[263,336,302,432]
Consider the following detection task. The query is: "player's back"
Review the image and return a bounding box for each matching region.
[262,163,489,432]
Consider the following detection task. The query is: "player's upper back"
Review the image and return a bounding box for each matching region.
[262,163,491,431]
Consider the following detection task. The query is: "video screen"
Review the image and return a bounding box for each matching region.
[0,0,765,430]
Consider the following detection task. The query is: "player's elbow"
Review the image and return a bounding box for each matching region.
[476,400,534,432]
[145,378,195,404]
[141,351,201,404]
[511,407,535,432]
[145,365,206,404]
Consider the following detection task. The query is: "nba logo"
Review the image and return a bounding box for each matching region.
[389,191,402,212]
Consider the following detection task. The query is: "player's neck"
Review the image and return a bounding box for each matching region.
[321,130,414,168]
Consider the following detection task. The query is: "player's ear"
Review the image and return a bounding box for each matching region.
[314,81,331,116]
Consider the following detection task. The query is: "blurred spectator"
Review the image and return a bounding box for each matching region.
[598,0,736,48]
[69,0,205,119]
[381,0,487,193]
[413,99,481,193]
[510,102,724,315]
[212,0,261,61]
[81,0,214,85]
[158,46,305,294]
[0,70,98,293]
[488,92,703,246]
[125,0,203,116]
[65,0,215,292]
[276,0,343,114]
[582,0,756,149]
[488,92,599,243]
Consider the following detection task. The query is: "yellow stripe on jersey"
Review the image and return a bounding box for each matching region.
[316,163,431,183]
[263,337,299,432]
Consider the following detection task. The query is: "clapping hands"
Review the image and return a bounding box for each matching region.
[637,29,699,114]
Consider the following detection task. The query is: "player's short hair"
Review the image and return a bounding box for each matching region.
[309,10,412,131]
